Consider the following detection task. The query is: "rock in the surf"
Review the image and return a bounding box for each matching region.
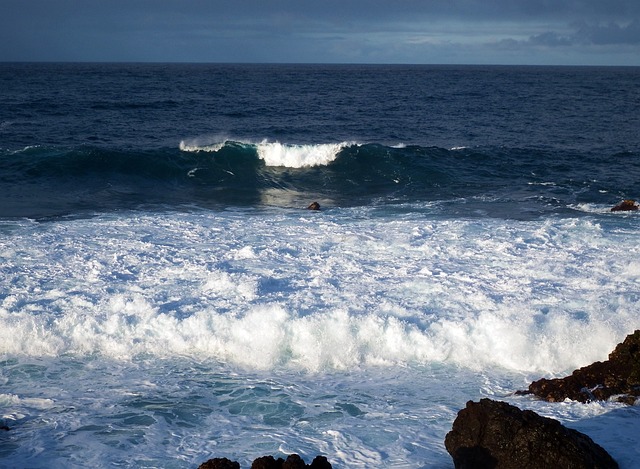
[523,330,640,404]
[444,398,618,469]
[306,456,332,469]
[611,199,639,211]
[198,458,241,469]
[199,454,332,469]
[251,454,331,469]
[306,202,321,211]
[281,454,307,469]
[250,456,285,469]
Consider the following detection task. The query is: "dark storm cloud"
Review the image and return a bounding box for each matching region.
[575,20,640,45]
[528,32,573,47]
[496,19,640,50]
[1,0,639,64]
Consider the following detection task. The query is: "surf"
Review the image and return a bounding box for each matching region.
[180,139,353,168]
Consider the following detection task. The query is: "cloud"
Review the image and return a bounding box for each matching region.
[575,20,640,45]
[493,19,640,50]
[528,31,574,47]
[1,0,639,64]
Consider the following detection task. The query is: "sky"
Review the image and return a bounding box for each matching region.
[1,0,639,65]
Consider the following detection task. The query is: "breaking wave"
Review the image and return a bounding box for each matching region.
[1,141,637,219]
[180,139,353,168]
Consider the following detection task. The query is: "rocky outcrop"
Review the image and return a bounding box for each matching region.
[251,454,331,469]
[445,398,618,469]
[522,330,640,404]
[198,458,240,469]
[611,199,639,211]
[198,455,331,469]
[250,456,284,469]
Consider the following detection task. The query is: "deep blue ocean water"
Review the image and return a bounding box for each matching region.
[1,64,640,468]
[2,64,639,219]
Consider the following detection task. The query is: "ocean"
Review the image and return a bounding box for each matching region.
[1,63,639,468]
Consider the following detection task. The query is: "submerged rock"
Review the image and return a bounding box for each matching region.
[522,330,640,404]
[445,398,618,469]
[611,199,639,211]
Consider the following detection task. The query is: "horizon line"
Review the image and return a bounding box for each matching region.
[1,60,639,68]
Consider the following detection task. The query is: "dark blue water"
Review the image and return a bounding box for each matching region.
[1,63,639,219]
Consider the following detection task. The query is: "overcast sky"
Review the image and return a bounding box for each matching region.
[2,0,639,65]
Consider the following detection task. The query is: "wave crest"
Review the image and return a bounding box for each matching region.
[179,138,352,168]
[256,141,351,168]
[179,140,226,153]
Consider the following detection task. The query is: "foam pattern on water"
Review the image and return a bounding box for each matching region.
[1,210,639,374]
[2,209,640,467]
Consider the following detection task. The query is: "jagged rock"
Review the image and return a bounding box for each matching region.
[308,456,332,469]
[252,454,331,469]
[200,455,332,469]
[523,330,640,403]
[306,202,321,211]
[611,199,638,211]
[445,398,618,469]
[251,456,284,469]
[282,454,306,469]
[198,457,241,469]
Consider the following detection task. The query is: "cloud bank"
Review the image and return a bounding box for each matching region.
[1,0,639,64]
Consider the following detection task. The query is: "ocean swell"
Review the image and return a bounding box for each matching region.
[1,142,637,219]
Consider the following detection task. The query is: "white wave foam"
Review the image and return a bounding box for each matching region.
[0,393,54,409]
[179,140,226,153]
[179,138,351,168]
[256,141,349,168]
[570,203,623,214]
[1,213,639,374]
[9,144,42,154]
[0,294,630,374]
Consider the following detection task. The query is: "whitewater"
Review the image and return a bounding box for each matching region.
[1,63,640,468]
[179,139,350,168]
[2,202,640,467]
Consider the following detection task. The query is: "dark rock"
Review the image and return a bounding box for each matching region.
[611,199,639,211]
[0,425,9,431]
[306,202,321,211]
[445,398,618,469]
[524,330,640,403]
[200,455,332,469]
[251,456,285,469]
[282,454,306,469]
[309,456,332,469]
[198,457,241,469]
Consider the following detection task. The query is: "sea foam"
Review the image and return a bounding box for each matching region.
[179,138,351,168]
[1,211,638,375]
[179,140,226,153]
[255,141,349,168]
